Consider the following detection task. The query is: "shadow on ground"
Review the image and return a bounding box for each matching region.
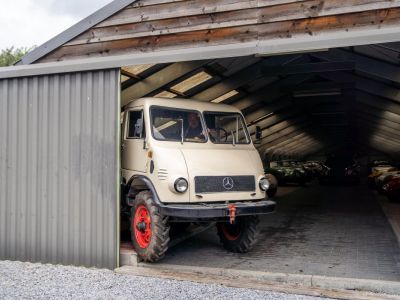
[159,182,400,281]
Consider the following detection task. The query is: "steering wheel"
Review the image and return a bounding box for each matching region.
[209,127,228,142]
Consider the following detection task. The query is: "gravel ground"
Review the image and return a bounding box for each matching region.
[0,260,331,300]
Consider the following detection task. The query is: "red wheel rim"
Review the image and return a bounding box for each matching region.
[220,222,241,241]
[134,205,152,248]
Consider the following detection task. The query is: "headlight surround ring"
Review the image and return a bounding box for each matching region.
[174,178,188,193]
[259,177,270,191]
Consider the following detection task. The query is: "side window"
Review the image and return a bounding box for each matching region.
[127,110,145,139]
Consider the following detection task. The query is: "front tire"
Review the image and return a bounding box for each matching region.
[267,187,277,198]
[217,216,259,253]
[131,191,170,262]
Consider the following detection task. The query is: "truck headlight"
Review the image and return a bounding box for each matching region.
[174,178,188,193]
[259,177,270,191]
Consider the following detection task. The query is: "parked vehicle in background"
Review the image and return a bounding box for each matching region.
[291,161,313,182]
[319,156,360,185]
[368,165,397,189]
[303,161,326,179]
[383,176,400,202]
[375,170,400,194]
[265,173,278,198]
[265,161,308,186]
[367,160,392,174]
[120,98,275,262]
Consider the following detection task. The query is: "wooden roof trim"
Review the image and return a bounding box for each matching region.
[17,0,137,65]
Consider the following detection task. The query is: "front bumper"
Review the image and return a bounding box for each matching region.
[159,200,276,219]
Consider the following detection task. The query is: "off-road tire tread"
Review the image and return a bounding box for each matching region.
[217,216,259,253]
[267,188,277,198]
[131,190,170,262]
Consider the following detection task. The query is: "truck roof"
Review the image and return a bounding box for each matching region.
[124,97,242,113]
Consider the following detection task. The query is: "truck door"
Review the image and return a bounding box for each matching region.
[122,108,147,173]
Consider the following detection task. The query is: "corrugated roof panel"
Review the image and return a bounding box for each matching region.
[211,90,239,103]
[121,74,130,83]
[154,90,177,98]
[171,71,212,94]
[123,64,155,76]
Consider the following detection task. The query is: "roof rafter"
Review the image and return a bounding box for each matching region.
[121,60,210,106]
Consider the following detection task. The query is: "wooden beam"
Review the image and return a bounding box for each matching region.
[234,74,312,114]
[357,132,400,152]
[94,0,400,28]
[192,55,301,102]
[280,141,323,156]
[356,118,400,140]
[68,1,400,44]
[356,91,400,116]
[278,139,320,154]
[257,116,308,138]
[320,71,400,104]
[258,129,312,154]
[313,49,400,84]
[265,132,310,152]
[261,61,354,77]
[247,110,300,136]
[356,105,400,124]
[356,140,398,159]
[289,81,355,93]
[121,60,209,106]
[257,122,311,150]
[356,112,400,130]
[41,6,400,62]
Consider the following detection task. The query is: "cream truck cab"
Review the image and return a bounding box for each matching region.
[121,97,275,262]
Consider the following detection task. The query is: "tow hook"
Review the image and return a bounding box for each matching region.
[228,204,237,224]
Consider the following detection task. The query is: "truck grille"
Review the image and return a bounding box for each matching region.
[194,176,256,194]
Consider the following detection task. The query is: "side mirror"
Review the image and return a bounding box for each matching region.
[255,126,262,141]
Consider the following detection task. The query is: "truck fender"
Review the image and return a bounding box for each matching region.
[126,175,162,206]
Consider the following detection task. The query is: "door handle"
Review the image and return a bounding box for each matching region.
[121,143,125,151]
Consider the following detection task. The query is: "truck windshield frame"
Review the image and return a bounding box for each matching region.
[203,111,251,145]
[150,105,208,143]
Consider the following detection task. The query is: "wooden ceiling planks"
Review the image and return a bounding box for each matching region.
[38,0,400,63]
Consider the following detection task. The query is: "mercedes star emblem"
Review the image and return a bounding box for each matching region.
[222,177,234,190]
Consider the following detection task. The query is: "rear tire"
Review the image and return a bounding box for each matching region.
[130,191,170,262]
[217,216,259,253]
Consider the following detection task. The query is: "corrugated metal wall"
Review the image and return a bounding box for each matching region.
[0,69,120,269]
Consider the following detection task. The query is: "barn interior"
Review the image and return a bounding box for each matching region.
[120,45,400,162]
[119,43,400,280]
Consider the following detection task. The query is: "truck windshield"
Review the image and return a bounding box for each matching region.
[150,106,207,142]
[203,112,250,144]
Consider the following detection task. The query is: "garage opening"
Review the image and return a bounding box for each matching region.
[118,42,400,282]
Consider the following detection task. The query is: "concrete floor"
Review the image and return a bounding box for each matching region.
[157,182,400,281]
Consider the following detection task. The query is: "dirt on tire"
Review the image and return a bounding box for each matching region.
[131,191,170,262]
[217,215,259,253]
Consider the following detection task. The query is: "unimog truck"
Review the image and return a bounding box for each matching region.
[121,97,276,262]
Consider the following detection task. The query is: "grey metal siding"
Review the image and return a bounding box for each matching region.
[0,69,119,269]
